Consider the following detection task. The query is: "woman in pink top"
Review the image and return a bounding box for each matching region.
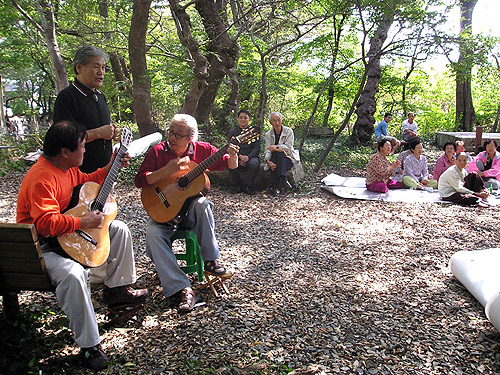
[469,139,500,190]
[433,141,456,184]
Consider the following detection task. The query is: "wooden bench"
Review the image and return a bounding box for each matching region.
[0,223,53,321]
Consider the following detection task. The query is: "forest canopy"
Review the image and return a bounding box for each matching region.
[1,0,499,165]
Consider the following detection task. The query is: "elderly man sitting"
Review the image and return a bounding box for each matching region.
[438,153,489,206]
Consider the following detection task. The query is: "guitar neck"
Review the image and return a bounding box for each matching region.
[179,143,230,187]
[92,143,127,211]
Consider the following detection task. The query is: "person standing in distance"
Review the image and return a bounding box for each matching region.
[53,45,120,173]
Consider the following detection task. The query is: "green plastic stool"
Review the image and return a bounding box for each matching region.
[170,229,204,282]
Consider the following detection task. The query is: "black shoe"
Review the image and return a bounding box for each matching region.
[81,344,109,372]
[272,188,281,197]
[280,177,293,191]
[242,186,255,195]
[230,186,242,194]
[204,260,227,276]
[103,285,148,306]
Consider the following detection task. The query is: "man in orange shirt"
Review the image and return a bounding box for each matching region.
[17,121,147,372]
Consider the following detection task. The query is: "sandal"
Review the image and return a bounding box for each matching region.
[204,260,227,276]
[178,288,198,313]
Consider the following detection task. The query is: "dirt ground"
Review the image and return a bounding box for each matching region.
[1,164,500,375]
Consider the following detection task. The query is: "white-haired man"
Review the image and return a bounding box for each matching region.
[438,153,489,206]
[264,112,296,197]
[135,114,239,312]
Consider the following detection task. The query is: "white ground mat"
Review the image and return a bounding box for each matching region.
[321,173,443,203]
[449,249,500,332]
[321,173,500,205]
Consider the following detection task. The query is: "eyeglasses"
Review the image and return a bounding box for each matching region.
[167,128,190,140]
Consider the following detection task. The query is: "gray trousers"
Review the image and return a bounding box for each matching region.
[43,220,136,348]
[145,197,220,298]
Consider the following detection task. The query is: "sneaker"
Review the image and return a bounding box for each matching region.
[103,285,148,306]
[272,188,281,197]
[81,344,109,372]
[204,260,227,276]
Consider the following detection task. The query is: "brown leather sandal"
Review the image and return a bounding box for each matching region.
[204,260,227,276]
[178,288,198,313]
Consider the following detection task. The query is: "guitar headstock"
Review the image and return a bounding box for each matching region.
[121,127,133,148]
[233,127,261,145]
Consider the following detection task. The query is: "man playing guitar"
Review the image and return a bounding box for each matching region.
[17,121,147,372]
[134,114,238,313]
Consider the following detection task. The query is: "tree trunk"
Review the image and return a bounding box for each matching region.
[492,102,500,132]
[108,52,134,122]
[455,0,478,132]
[194,0,240,125]
[314,70,369,172]
[98,0,134,122]
[168,0,209,116]
[299,16,344,154]
[194,55,226,126]
[351,17,393,145]
[168,0,239,124]
[12,0,68,92]
[322,84,335,128]
[129,0,156,136]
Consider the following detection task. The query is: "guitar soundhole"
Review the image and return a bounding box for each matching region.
[88,198,97,212]
[177,176,189,189]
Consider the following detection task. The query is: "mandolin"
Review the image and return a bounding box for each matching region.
[57,127,133,267]
[141,127,260,224]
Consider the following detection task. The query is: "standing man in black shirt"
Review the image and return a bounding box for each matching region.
[227,110,261,194]
[53,45,120,173]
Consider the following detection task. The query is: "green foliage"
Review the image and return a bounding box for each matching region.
[300,134,372,169]
[0,0,498,170]
[0,134,42,176]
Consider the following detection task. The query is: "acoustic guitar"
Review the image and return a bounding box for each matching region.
[141,127,260,224]
[57,127,133,267]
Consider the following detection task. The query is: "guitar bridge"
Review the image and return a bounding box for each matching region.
[155,187,171,208]
[75,229,98,246]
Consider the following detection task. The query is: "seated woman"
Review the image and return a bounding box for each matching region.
[392,137,420,181]
[402,139,437,189]
[366,139,403,193]
[433,141,456,184]
[468,139,500,190]
[439,153,489,206]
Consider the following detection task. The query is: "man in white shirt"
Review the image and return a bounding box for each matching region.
[402,112,418,142]
[438,153,489,206]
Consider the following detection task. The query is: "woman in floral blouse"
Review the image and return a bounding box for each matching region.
[366,139,404,193]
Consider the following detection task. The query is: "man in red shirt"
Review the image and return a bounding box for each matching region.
[17,121,147,372]
[135,114,238,312]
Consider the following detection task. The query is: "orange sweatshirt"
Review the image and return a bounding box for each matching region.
[17,156,107,238]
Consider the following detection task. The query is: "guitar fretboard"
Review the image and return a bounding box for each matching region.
[178,143,230,187]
